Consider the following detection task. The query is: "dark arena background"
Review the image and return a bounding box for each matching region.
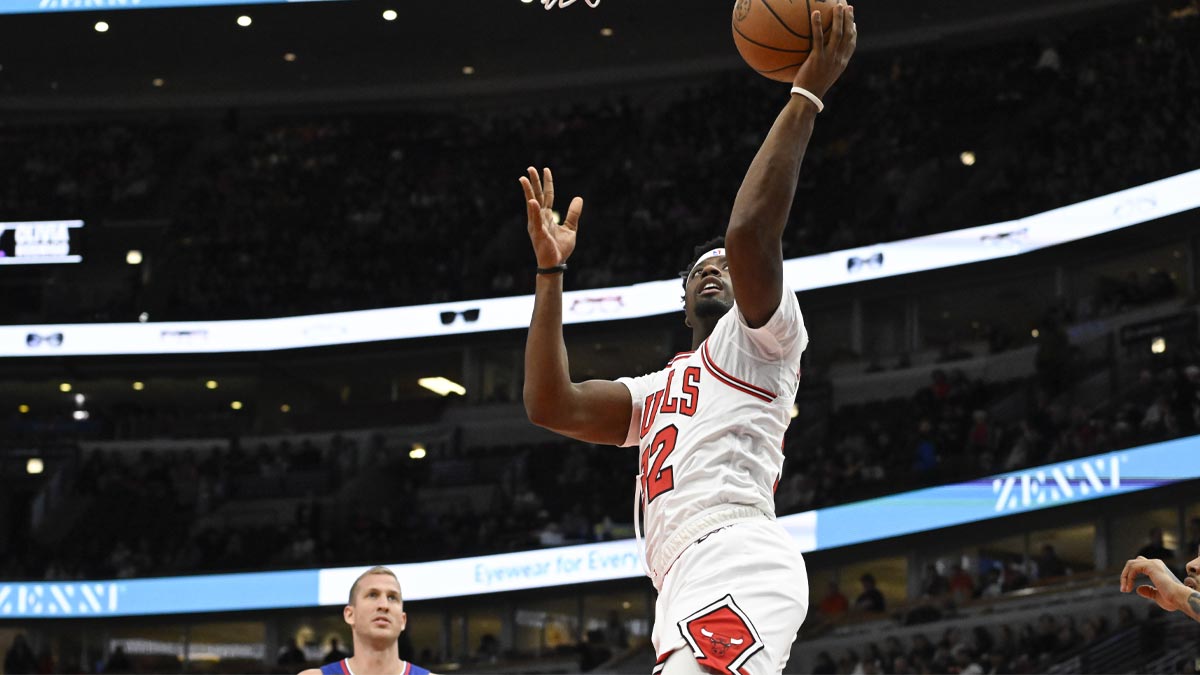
[2,0,1200,673]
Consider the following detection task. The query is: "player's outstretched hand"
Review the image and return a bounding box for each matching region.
[519,166,583,269]
[793,0,857,100]
[1120,556,1190,612]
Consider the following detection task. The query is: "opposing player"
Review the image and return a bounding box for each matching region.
[519,4,856,673]
[1121,550,1200,625]
[301,566,432,675]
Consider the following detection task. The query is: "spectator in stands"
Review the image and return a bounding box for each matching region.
[904,596,944,626]
[951,643,984,675]
[855,573,887,613]
[3,634,36,675]
[947,563,976,603]
[322,637,348,664]
[277,638,307,668]
[603,611,629,649]
[476,634,501,664]
[978,567,1004,598]
[1186,517,1200,557]
[1033,614,1060,655]
[1136,527,1175,561]
[1034,315,1072,396]
[1117,605,1137,629]
[818,580,850,618]
[1035,543,1068,579]
[912,419,939,479]
[919,562,950,597]
[103,646,132,674]
[811,651,837,675]
[909,634,935,664]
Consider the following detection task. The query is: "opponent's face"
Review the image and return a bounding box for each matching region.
[684,256,734,327]
[344,575,407,642]
[1186,548,1200,591]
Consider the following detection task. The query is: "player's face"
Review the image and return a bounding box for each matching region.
[685,255,734,325]
[1186,549,1200,591]
[347,575,407,642]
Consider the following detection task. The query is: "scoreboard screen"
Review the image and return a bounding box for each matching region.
[0,220,84,265]
[0,1,348,15]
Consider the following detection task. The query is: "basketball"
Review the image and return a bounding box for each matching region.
[732,0,834,82]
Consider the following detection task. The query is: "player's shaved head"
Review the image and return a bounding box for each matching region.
[348,565,401,606]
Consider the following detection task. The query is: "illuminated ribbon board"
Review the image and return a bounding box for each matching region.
[0,1,349,15]
[3,435,1198,619]
[2,168,1198,358]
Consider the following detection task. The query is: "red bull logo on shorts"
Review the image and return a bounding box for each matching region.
[677,594,763,675]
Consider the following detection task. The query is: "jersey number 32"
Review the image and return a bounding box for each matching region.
[640,424,678,504]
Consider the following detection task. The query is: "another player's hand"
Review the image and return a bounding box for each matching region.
[793,0,857,101]
[519,166,582,269]
[1121,556,1188,612]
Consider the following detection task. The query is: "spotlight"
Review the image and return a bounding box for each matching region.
[59,383,72,393]
[409,444,427,460]
[126,249,143,265]
[151,78,164,88]
[600,27,614,36]
[27,458,44,475]
[283,52,297,62]
[94,21,109,33]
[205,380,219,390]
[280,404,291,413]
[236,15,252,27]
[18,404,30,414]
[462,66,476,75]
[382,9,398,21]
[132,381,145,391]
[231,401,243,410]
[960,151,977,166]
[1151,337,1167,354]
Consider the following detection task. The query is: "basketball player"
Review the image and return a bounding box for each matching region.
[519,4,856,674]
[1121,550,1200,624]
[301,566,432,675]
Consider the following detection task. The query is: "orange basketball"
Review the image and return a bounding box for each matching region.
[732,0,834,83]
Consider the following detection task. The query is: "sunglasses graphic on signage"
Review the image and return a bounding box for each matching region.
[26,333,64,347]
[440,309,481,325]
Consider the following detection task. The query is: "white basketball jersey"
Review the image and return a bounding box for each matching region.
[618,285,808,587]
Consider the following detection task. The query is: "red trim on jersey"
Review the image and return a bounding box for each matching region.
[653,650,674,673]
[667,350,695,367]
[401,661,411,675]
[340,659,351,675]
[700,343,776,402]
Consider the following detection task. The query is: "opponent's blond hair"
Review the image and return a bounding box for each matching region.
[348,566,402,606]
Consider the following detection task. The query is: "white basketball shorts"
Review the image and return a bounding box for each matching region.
[651,518,809,675]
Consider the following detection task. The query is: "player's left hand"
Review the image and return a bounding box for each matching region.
[1121,556,1187,612]
[792,0,857,100]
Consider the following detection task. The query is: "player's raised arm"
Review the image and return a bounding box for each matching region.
[519,167,632,445]
[725,1,856,327]
[1121,555,1200,624]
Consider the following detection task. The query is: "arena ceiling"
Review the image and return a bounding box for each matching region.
[0,0,1146,110]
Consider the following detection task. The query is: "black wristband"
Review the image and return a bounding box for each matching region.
[536,263,568,275]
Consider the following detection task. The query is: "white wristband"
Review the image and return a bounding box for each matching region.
[790,86,824,113]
